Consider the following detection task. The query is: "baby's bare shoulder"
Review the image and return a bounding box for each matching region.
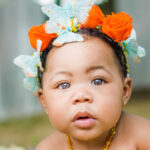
[123,111,150,150]
[35,131,67,150]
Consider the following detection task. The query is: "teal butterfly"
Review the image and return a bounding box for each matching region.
[121,29,145,63]
[13,40,42,93]
[41,0,96,46]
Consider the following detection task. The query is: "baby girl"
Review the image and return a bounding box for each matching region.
[14,0,150,149]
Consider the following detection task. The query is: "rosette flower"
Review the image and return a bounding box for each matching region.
[28,25,57,51]
[102,12,133,42]
[83,5,105,28]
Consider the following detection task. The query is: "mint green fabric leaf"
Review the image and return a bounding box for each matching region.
[24,77,39,93]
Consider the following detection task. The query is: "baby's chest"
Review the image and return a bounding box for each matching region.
[110,139,138,150]
[110,145,137,150]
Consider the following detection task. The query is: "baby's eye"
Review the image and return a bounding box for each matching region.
[57,82,70,89]
[91,78,105,86]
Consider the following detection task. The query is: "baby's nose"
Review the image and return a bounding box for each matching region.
[72,91,93,104]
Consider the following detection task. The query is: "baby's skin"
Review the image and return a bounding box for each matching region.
[36,36,150,150]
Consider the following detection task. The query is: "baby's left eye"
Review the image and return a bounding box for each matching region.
[91,78,105,86]
[57,82,70,89]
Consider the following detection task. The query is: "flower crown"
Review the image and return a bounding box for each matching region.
[13,0,145,95]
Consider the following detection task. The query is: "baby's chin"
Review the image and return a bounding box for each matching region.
[65,125,108,142]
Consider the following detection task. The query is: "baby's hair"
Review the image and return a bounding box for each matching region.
[38,28,128,87]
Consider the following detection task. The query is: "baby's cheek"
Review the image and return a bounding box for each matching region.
[46,100,70,132]
[104,101,122,124]
[48,110,70,133]
[94,90,123,126]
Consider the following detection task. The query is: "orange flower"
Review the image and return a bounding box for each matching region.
[28,25,57,51]
[83,5,105,28]
[102,12,133,42]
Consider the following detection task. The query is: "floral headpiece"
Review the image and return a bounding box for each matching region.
[14,0,145,95]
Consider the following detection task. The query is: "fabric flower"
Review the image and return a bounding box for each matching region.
[102,12,133,42]
[28,25,57,51]
[41,1,96,46]
[82,5,105,28]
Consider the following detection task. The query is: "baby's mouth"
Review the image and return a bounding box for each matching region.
[77,116,90,120]
[73,111,96,128]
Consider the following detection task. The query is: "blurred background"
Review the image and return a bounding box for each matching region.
[0,0,149,149]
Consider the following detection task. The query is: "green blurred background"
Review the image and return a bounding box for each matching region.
[0,0,149,149]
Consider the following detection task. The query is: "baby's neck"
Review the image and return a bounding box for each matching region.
[69,131,110,150]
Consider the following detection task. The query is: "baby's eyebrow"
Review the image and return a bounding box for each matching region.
[54,71,73,76]
[86,65,112,75]
[49,70,73,81]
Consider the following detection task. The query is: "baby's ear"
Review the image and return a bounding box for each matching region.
[37,88,48,114]
[122,77,132,106]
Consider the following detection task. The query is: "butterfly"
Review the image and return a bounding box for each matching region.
[121,29,146,63]
[13,40,42,93]
[41,0,96,46]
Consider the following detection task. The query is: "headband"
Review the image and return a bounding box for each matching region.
[13,0,145,94]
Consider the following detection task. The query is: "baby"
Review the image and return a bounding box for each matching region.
[14,1,150,150]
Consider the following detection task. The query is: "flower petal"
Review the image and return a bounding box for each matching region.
[102,12,133,42]
[28,25,57,51]
[24,77,39,93]
[83,5,105,28]
[53,32,84,46]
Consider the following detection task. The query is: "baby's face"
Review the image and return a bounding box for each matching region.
[38,36,132,141]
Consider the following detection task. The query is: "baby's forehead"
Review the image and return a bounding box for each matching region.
[50,35,113,57]
[45,37,118,73]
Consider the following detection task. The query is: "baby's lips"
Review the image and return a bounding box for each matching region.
[72,111,96,122]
